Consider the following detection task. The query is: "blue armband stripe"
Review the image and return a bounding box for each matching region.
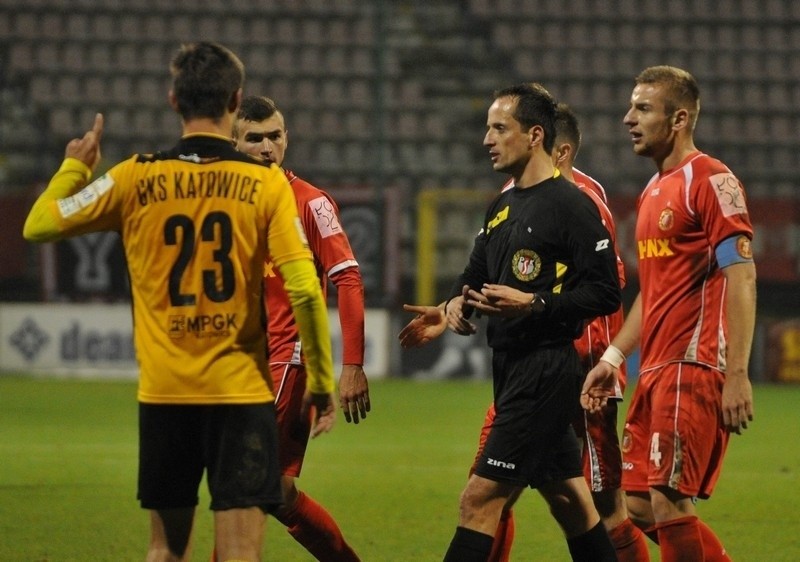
[716,235,753,268]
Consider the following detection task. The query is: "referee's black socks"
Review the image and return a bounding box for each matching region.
[567,521,618,561]
[443,526,494,562]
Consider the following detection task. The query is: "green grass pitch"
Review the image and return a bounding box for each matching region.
[1,375,798,561]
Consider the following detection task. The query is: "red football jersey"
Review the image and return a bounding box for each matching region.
[572,168,625,287]
[264,170,362,364]
[571,170,627,394]
[573,167,609,204]
[635,151,753,373]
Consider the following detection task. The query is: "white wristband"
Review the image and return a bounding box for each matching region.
[600,344,626,369]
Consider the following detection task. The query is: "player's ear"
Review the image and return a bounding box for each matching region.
[528,125,544,149]
[168,90,179,112]
[228,88,243,113]
[554,142,571,167]
[671,108,690,131]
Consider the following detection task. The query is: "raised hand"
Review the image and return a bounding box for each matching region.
[65,113,104,172]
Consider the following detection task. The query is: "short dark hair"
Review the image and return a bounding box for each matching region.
[237,95,279,123]
[170,42,244,121]
[233,96,282,139]
[635,65,700,129]
[493,82,558,153]
[554,103,581,158]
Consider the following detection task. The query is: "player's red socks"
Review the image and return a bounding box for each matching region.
[697,519,732,561]
[643,526,660,545]
[655,515,731,562]
[608,518,651,561]
[487,508,515,562]
[656,515,704,561]
[276,491,360,562]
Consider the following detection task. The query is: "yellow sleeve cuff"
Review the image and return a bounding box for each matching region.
[277,258,335,394]
[59,158,93,182]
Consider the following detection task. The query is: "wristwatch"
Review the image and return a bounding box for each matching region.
[528,293,546,314]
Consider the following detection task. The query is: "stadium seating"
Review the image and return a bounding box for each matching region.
[0,0,797,199]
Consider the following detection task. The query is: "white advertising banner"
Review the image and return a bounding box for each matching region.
[0,303,136,378]
[0,304,389,379]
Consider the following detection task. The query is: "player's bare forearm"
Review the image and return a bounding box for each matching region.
[338,364,370,424]
[611,292,643,356]
[721,262,757,434]
[580,294,641,413]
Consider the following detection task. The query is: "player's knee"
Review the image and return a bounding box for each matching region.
[649,486,694,522]
[457,481,502,520]
[458,485,482,515]
[545,492,573,524]
[625,491,654,528]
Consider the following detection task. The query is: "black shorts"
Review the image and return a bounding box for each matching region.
[137,402,282,513]
[474,344,583,488]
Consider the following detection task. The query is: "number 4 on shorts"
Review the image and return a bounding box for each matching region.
[649,432,662,468]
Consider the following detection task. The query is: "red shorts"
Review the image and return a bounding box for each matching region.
[271,362,313,477]
[621,362,729,499]
[472,400,622,492]
[573,401,622,492]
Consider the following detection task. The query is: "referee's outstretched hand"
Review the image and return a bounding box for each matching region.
[399,304,447,348]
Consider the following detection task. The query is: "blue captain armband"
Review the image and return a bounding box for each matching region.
[716,235,754,268]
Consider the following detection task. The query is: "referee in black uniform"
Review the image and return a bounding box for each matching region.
[442,83,621,562]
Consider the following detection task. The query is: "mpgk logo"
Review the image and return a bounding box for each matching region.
[169,313,238,339]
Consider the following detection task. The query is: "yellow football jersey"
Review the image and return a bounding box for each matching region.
[25,133,326,404]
